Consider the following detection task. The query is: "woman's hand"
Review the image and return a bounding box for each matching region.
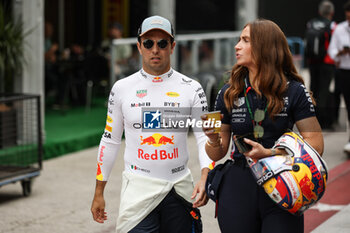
[201,114,220,142]
[242,138,271,160]
[201,113,232,161]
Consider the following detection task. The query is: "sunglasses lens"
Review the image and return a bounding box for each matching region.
[254,109,265,122]
[254,125,264,138]
[143,40,154,49]
[157,39,169,49]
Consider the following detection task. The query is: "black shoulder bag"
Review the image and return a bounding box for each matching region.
[205,159,233,202]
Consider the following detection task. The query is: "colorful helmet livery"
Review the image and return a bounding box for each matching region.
[247,131,328,215]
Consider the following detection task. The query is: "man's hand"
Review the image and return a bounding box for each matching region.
[91,194,107,223]
[191,168,210,208]
[91,181,108,223]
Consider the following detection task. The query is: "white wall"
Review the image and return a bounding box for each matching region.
[149,0,175,25]
[235,0,258,30]
[13,0,44,97]
[13,0,45,139]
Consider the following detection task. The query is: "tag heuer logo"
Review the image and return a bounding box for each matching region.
[136,89,147,98]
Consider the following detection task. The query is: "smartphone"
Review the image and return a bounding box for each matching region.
[234,133,256,153]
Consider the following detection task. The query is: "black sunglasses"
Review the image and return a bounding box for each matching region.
[142,39,169,49]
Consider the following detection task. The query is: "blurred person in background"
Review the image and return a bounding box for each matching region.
[203,19,323,233]
[328,0,350,156]
[91,15,211,233]
[305,0,336,129]
[45,22,87,107]
[44,21,63,107]
[198,41,214,72]
[179,42,193,75]
[44,22,58,64]
[101,22,132,78]
[60,42,87,105]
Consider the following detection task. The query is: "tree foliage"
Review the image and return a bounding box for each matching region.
[0,3,25,92]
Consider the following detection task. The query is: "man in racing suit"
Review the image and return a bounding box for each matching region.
[90,15,212,233]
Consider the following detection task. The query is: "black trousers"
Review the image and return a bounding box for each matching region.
[333,69,342,122]
[129,189,193,233]
[217,158,304,233]
[338,69,350,139]
[309,63,336,128]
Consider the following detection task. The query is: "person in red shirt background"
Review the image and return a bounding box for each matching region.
[305,0,337,129]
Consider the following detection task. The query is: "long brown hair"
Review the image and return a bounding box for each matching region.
[224,19,312,118]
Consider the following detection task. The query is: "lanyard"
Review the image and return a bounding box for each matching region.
[243,78,268,139]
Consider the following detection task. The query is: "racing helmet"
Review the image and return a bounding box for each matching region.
[247,131,328,215]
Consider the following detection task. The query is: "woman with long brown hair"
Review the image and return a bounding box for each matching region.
[203,19,323,233]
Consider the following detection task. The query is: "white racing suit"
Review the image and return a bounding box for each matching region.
[95,68,212,232]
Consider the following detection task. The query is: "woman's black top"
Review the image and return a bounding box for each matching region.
[215,78,316,158]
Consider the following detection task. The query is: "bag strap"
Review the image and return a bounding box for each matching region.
[210,159,234,193]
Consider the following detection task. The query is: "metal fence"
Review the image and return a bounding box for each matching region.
[110,32,304,108]
[110,31,241,109]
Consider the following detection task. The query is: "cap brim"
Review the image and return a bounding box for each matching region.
[139,28,174,38]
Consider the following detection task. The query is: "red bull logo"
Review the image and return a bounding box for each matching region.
[299,175,317,204]
[98,146,105,162]
[140,133,174,147]
[159,135,174,145]
[300,152,325,195]
[96,162,103,181]
[140,135,156,145]
[152,77,163,83]
[138,148,179,161]
[139,134,178,160]
[292,162,319,207]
